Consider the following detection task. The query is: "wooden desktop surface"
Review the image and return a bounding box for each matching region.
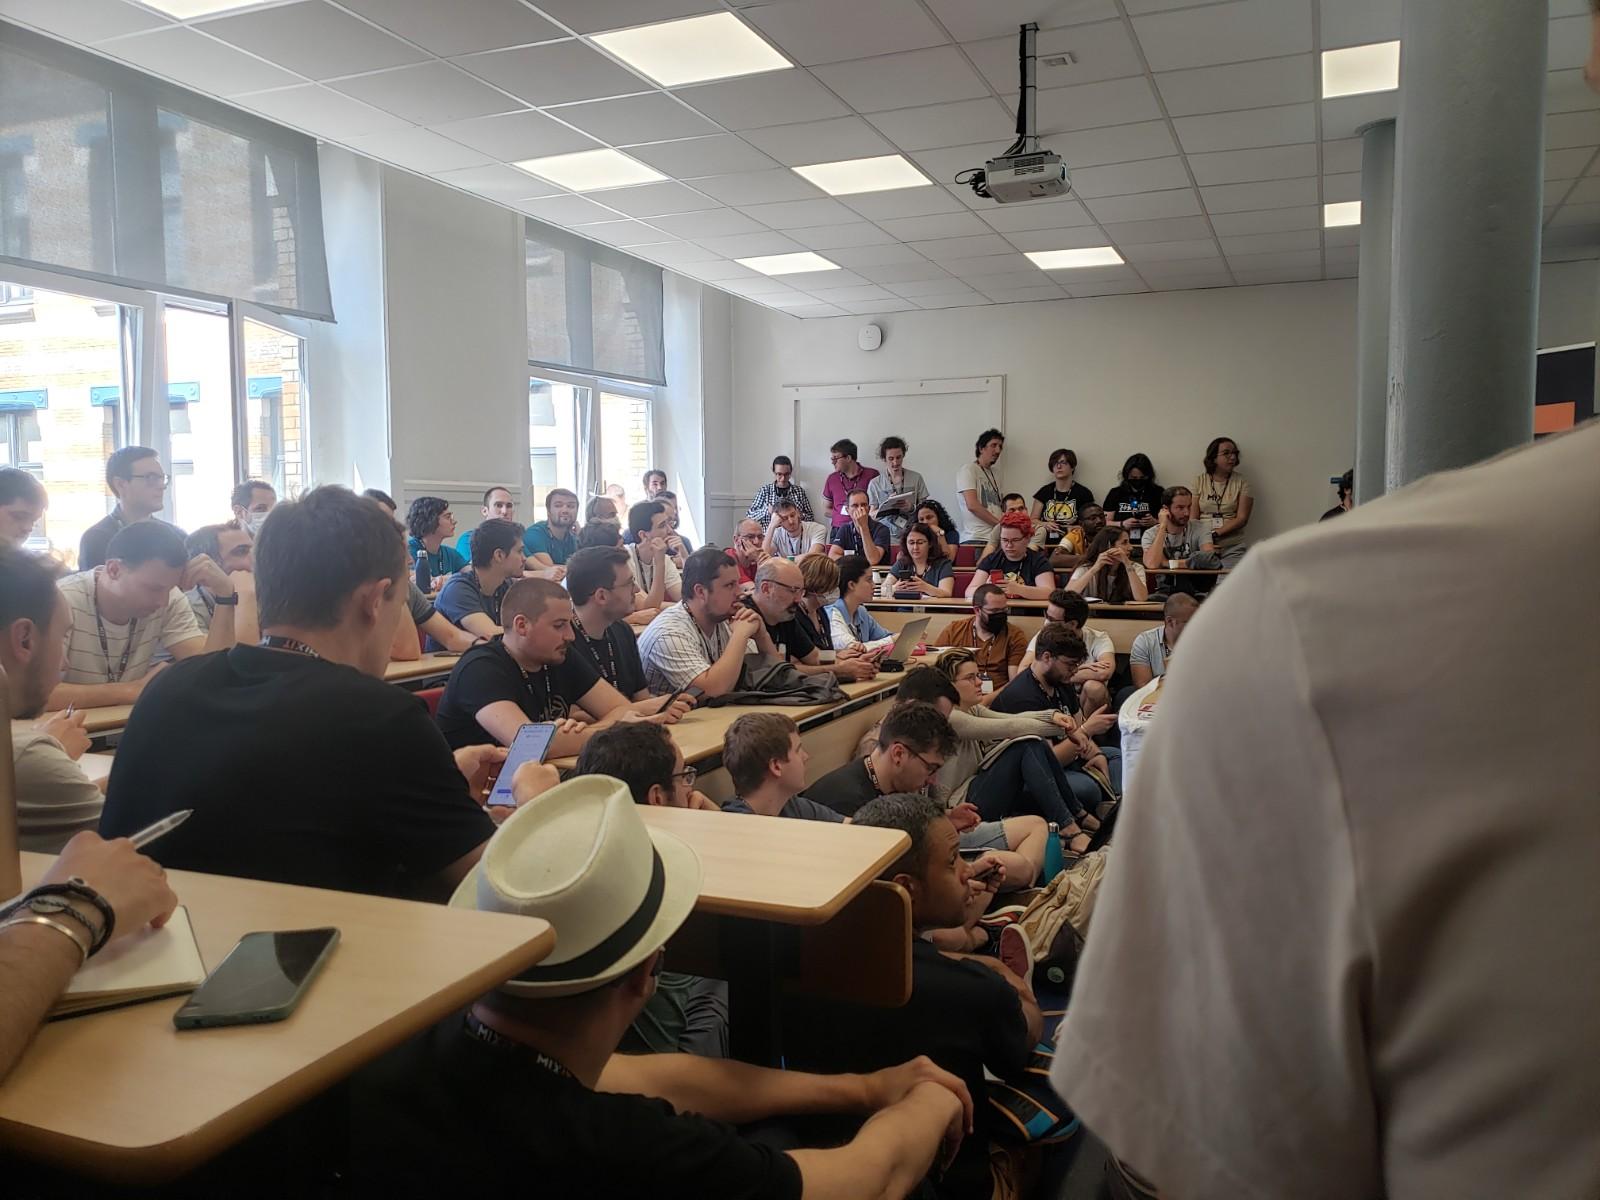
[0,854,555,1184]
[867,603,1161,653]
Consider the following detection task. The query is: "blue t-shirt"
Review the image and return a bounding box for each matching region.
[831,520,892,556]
[433,568,510,649]
[407,537,467,585]
[524,521,577,565]
[889,557,954,592]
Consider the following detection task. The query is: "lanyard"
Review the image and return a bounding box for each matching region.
[518,657,555,717]
[979,465,1000,502]
[572,616,619,689]
[462,1013,576,1083]
[259,635,322,659]
[91,572,137,683]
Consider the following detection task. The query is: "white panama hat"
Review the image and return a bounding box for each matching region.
[449,775,702,998]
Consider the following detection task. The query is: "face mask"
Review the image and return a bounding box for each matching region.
[244,512,268,536]
[819,589,840,606]
[980,612,1008,634]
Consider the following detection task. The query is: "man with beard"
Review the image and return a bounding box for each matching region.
[638,548,771,697]
[523,488,579,578]
[934,584,1028,686]
[742,557,877,681]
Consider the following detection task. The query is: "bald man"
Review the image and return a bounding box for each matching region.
[741,558,878,682]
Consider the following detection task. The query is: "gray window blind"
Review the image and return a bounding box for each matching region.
[0,21,332,321]
[525,219,664,387]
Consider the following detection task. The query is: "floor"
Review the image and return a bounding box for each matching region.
[1049,1129,1115,1200]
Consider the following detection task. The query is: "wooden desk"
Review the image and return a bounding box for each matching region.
[868,602,1162,654]
[0,854,555,1184]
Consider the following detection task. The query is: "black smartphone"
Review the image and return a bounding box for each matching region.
[970,861,1002,884]
[487,722,557,808]
[173,928,339,1030]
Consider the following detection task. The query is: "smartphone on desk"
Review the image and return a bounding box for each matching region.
[487,722,557,809]
[173,928,339,1030]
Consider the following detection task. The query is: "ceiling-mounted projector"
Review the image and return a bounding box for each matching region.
[957,24,1071,204]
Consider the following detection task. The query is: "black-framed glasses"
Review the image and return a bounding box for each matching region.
[766,579,804,596]
[671,766,698,788]
[896,743,945,777]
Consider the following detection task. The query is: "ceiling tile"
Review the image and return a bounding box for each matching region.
[1201,177,1319,212]
[341,126,495,172]
[1548,69,1600,115]
[944,182,1000,209]
[650,208,770,238]
[99,26,303,96]
[696,231,809,257]
[912,234,1015,260]
[785,303,849,317]
[1547,110,1600,150]
[572,219,673,247]
[534,0,720,35]
[1208,206,1319,235]
[977,199,1097,232]
[889,278,978,297]
[1132,0,1312,72]
[1004,226,1116,251]
[826,243,938,268]
[720,275,812,297]
[1231,268,1323,285]
[435,162,563,201]
[1322,225,1359,247]
[740,117,896,167]
[689,169,826,205]
[598,181,725,217]
[0,0,169,44]
[552,92,719,146]
[1323,171,1360,202]
[838,298,920,314]
[936,252,1037,275]
[1188,143,1318,185]
[1219,229,1320,255]
[1322,138,1363,173]
[336,0,563,57]
[1025,76,1163,135]
[331,61,522,124]
[964,270,1056,290]
[1225,249,1322,270]
[966,22,1144,91]
[628,135,778,178]
[675,259,757,281]
[910,143,1010,183]
[673,70,851,130]
[1148,275,1232,290]
[430,109,598,159]
[454,41,648,106]
[1138,257,1229,278]
[1049,120,1180,166]
[982,286,1069,303]
[1065,156,1192,198]
[1122,238,1223,262]
[805,284,897,303]
[1549,201,1600,227]
[876,212,990,241]
[743,0,948,66]
[636,241,724,265]
[1547,147,1600,181]
[1318,0,1400,48]
[1085,188,1200,223]
[738,198,860,228]
[1174,103,1316,153]
[813,46,990,112]
[842,186,969,220]
[517,193,626,224]
[925,0,1116,42]
[1153,55,1313,117]
[1320,92,1398,140]
[1043,264,1139,283]
[235,83,409,139]
[787,223,899,250]
[1548,16,1590,71]
[916,294,990,309]
[778,267,868,289]
[856,260,957,283]
[866,99,1017,153]
[1100,214,1214,243]
[1065,281,1149,297]
[201,1,425,81]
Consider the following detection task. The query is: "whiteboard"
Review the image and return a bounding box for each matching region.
[788,377,1005,523]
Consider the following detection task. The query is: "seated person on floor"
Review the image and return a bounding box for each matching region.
[1048,503,1105,576]
[980,493,1047,556]
[627,501,683,611]
[363,490,480,659]
[99,486,505,900]
[881,522,955,600]
[780,793,1038,1200]
[763,500,829,561]
[0,467,47,548]
[1129,592,1198,688]
[1068,527,1148,604]
[1,544,107,852]
[1141,485,1222,594]
[829,489,892,566]
[990,625,1120,793]
[637,548,769,698]
[350,778,972,1200]
[406,496,467,589]
[183,521,258,645]
[523,488,579,577]
[566,547,689,713]
[455,486,517,561]
[967,511,1054,601]
[745,558,878,682]
[436,578,686,755]
[50,521,237,709]
[826,554,895,655]
[433,518,525,646]
[727,517,768,586]
[720,712,841,821]
[933,584,1028,688]
[1018,590,1115,715]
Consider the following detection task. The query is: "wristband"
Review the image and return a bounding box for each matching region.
[211,592,239,606]
[10,879,116,954]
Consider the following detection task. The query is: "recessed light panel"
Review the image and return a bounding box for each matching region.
[1321,42,1400,99]
[513,149,666,192]
[736,252,841,276]
[136,0,270,14]
[1324,201,1362,227]
[1026,247,1124,270]
[592,12,790,88]
[792,155,932,196]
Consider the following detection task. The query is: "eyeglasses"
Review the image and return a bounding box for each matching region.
[129,471,170,485]
[765,579,804,596]
[671,766,698,788]
[896,743,945,777]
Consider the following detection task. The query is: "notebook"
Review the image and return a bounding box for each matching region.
[50,907,206,1019]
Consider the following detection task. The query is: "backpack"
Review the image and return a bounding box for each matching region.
[1012,851,1110,991]
[700,654,846,707]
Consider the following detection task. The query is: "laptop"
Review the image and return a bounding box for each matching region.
[879,616,932,671]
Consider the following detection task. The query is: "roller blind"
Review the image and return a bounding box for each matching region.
[525,218,665,386]
[0,21,333,321]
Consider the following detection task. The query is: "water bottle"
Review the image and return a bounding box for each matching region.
[414,550,431,593]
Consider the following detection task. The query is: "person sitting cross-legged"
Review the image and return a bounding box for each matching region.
[433,518,525,646]
[745,558,879,682]
[638,548,769,698]
[350,777,974,1200]
[990,624,1121,795]
[720,712,842,821]
[1018,589,1115,716]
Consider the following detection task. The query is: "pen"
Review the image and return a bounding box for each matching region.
[63,704,75,719]
[129,809,194,850]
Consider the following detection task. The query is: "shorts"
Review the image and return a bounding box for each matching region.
[959,820,1010,851]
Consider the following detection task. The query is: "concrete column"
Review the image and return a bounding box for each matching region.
[1385,0,1546,489]
[1353,119,1394,505]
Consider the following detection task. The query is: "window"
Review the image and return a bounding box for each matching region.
[599,389,652,509]
[529,377,583,512]
[524,221,665,386]
[242,317,306,499]
[164,304,233,534]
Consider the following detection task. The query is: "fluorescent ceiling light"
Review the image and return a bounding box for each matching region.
[1321,41,1400,99]
[1026,247,1124,270]
[513,149,666,192]
[792,155,932,196]
[736,252,840,276]
[137,0,269,14]
[1324,201,1362,227]
[592,12,790,88]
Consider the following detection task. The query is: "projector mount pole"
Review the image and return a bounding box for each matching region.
[1009,23,1040,157]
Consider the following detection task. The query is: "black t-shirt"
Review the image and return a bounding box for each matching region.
[721,794,844,822]
[351,1014,802,1199]
[435,639,604,749]
[99,646,493,898]
[1103,480,1160,525]
[569,616,647,699]
[976,548,1054,586]
[739,595,817,663]
[1031,482,1096,542]
[781,942,1031,1198]
[989,665,1080,717]
[806,758,880,818]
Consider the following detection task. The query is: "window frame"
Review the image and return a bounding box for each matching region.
[526,365,657,509]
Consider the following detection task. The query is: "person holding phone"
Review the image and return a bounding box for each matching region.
[989,624,1121,799]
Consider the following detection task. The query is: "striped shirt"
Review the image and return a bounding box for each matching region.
[746,483,815,526]
[57,568,202,685]
[638,603,751,693]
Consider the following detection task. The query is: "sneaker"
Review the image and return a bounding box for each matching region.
[997,922,1034,980]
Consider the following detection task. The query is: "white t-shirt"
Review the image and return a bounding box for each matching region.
[770,521,828,557]
[1025,624,1112,664]
[627,544,682,599]
[57,568,202,685]
[1114,676,1163,795]
[1052,424,1600,1200]
[13,728,104,853]
[955,460,1001,542]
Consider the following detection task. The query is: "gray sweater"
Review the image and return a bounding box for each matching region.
[938,705,1062,805]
